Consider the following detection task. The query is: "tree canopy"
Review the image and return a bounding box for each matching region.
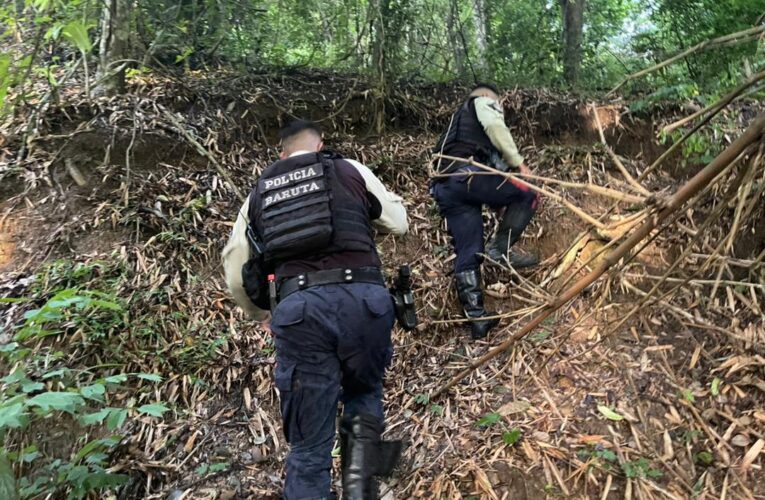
[1,0,763,110]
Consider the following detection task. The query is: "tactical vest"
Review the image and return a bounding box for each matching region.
[435,96,499,172]
[249,153,376,265]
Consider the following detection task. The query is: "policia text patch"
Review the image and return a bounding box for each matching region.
[261,163,323,192]
[263,179,326,208]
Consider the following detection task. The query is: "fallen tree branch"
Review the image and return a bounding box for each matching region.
[607,25,765,96]
[160,107,245,202]
[661,70,765,135]
[433,154,608,229]
[590,103,651,196]
[638,70,765,182]
[431,112,765,398]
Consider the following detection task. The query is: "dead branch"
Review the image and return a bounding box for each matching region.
[433,154,608,229]
[599,150,760,344]
[160,107,245,202]
[432,112,765,398]
[607,25,765,96]
[662,70,765,135]
[638,71,765,182]
[590,103,651,196]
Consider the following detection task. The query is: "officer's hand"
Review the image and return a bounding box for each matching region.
[260,320,271,335]
[517,163,531,176]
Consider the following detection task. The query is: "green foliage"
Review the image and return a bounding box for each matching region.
[414,393,430,405]
[502,428,522,446]
[196,462,230,476]
[597,405,624,421]
[710,377,722,396]
[621,458,663,479]
[476,411,502,428]
[2,0,762,104]
[0,260,171,499]
[577,446,618,471]
[695,450,714,466]
[61,21,92,54]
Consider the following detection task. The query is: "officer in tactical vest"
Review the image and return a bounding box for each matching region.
[431,83,539,340]
[222,120,408,499]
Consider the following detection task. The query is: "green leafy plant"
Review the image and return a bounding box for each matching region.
[710,378,722,396]
[414,393,429,405]
[597,405,624,421]
[502,428,523,446]
[0,279,168,498]
[695,451,714,466]
[577,446,618,471]
[196,462,230,476]
[621,458,663,479]
[476,412,502,428]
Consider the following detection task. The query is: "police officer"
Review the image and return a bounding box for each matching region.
[431,83,539,340]
[222,120,408,499]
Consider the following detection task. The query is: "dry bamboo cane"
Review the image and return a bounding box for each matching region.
[639,71,765,182]
[161,108,245,202]
[607,26,765,96]
[431,112,765,399]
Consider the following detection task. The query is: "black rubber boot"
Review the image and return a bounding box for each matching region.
[487,207,539,268]
[341,414,381,500]
[340,414,402,500]
[455,269,500,340]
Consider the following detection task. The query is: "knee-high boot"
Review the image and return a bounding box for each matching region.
[455,269,500,339]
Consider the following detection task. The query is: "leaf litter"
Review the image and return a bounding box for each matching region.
[0,70,763,498]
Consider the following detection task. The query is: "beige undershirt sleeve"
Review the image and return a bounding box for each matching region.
[345,159,409,235]
[474,96,525,168]
[221,195,269,321]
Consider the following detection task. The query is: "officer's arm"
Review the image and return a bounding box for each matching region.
[474,96,525,168]
[345,159,409,235]
[221,196,269,321]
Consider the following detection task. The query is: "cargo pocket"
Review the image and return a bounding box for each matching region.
[272,297,306,328]
[363,292,393,319]
[273,361,298,443]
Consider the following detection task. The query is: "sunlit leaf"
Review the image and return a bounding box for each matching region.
[27,392,85,414]
[137,404,170,417]
[62,21,92,54]
[597,405,624,421]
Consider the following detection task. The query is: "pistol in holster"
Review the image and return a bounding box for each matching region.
[390,264,418,331]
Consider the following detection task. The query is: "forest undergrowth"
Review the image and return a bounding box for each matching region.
[1,72,764,499]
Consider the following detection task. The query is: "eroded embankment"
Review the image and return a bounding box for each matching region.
[1,74,763,499]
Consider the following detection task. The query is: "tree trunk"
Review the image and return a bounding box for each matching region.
[371,0,388,133]
[472,0,488,77]
[559,0,585,87]
[96,0,130,95]
[447,0,465,78]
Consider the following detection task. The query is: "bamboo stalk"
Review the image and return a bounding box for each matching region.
[607,26,765,96]
[661,70,765,135]
[431,112,765,398]
[433,154,607,229]
[590,103,651,196]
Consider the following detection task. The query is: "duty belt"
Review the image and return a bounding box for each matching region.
[278,267,385,301]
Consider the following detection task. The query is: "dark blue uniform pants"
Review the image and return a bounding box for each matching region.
[271,282,395,500]
[431,165,539,272]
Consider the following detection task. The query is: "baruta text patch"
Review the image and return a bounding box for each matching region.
[262,163,323,192]
[263,179,325,208]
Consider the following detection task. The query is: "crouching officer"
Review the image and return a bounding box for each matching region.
[222,120,409,499]
[431,83,540,340]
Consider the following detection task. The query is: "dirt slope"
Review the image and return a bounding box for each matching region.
[1,74,763,499]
